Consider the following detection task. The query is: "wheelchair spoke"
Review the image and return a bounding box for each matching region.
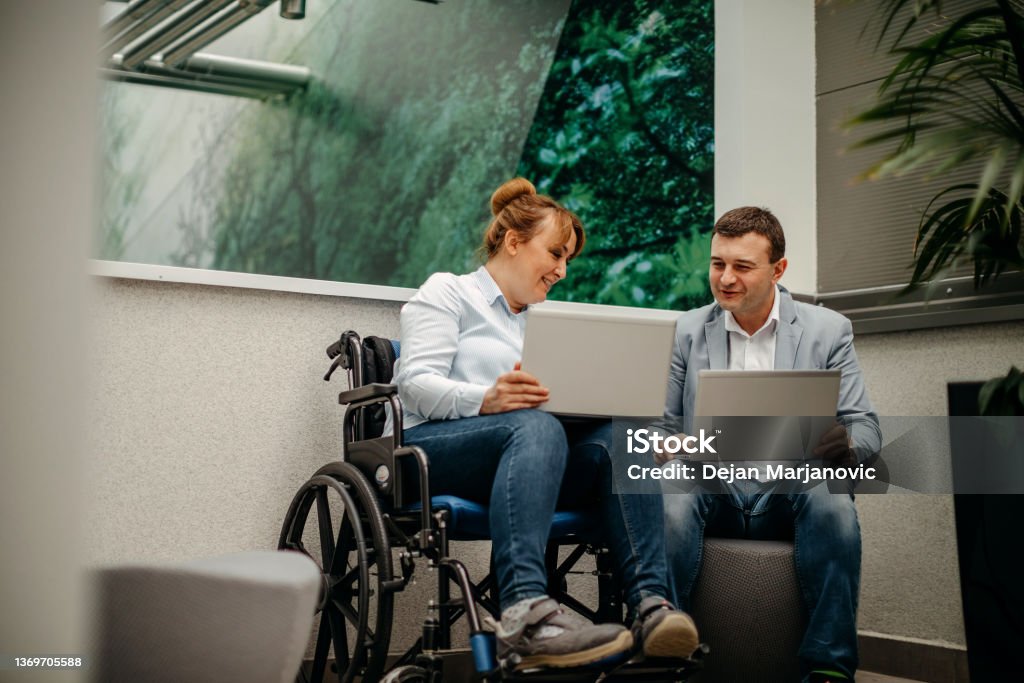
[281,463,394,683]
[315,487,336,570]
[328,517,355,576]
[336,555,379,595]
[310,613,332,682]
[332,596,376,645]
[337,563,360,592]
[325,603,351,679]
[333,596,360,631]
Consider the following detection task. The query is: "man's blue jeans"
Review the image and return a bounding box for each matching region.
[663,482,861,680]
[403,409,669,612]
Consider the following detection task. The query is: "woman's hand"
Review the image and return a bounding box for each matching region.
[480,362,549,414]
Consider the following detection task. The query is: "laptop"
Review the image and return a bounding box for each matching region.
[520,302,679,417]
[695,370,841,417]
[693,370,841,460]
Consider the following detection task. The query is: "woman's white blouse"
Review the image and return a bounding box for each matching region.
[392,266,526,429]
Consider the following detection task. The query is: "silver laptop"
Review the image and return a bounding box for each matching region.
[695,370,841,417]
[520,302,678,417]
[694,370,841,460]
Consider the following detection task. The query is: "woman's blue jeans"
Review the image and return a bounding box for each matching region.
[403,409,669,612]
[663,482,861,680]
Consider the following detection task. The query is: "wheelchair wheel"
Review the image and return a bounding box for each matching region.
[280,461,394,683]
[380,665,430,682]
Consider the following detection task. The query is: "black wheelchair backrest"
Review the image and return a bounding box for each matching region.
[362,336,399,386]
[325,331,400,439]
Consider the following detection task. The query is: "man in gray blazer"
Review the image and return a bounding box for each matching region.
[661,207,881,683]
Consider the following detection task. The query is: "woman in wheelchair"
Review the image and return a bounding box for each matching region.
[390,177,699,670]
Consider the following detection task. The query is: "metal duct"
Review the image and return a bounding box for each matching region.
[100,66,275,99]
[102,0,196,60]
[102,0,168,42]
[99,0,442,98]
[175,52,309,90]
[119,0,234,70]
[161,0,275,68]
[101,0,304,97]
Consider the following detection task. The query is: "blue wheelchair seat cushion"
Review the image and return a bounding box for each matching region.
[384,338,597,542]
[403,495,598,541]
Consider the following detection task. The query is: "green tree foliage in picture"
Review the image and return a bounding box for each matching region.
[98,88,147,261]
[101,0,713,310]
[172,1,568,285]
[519,0,714,309]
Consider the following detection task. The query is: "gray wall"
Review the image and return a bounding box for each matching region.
[854,320,1024,646]
[89,277,496,654]
[90,276,1024,651]
[89,278,402,564]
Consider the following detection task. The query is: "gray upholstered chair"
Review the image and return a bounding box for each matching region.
[94,550,320,683]
[690,538,806,682]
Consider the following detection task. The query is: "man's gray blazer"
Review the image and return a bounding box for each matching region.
[664,287,882,459]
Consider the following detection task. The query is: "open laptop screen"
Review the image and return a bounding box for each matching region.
[694,370,841,461]
[520,302,678,417]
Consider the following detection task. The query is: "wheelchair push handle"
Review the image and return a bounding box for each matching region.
[324,355,343,381]
[324,330,361,381]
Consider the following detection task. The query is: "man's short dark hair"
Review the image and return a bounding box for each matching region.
[712,207,786,263]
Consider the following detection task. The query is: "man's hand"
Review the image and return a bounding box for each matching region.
[653,432,688,465]
[480,362,550,414]
[813,421,856,467]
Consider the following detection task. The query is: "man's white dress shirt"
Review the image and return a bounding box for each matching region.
[724,285,781,371]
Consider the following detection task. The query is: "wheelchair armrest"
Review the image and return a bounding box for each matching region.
[338,383,397,406]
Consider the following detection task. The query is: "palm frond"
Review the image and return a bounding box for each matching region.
[911,184,1024,288]
[848,0,1024,290]
[978,366,1024,415]
[1007,153,1024,224]
[872,0,941,52]
[969,144,1008,222]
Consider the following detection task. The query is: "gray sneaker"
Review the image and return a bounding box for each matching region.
[494,597,633,670]
[631,596,699,659]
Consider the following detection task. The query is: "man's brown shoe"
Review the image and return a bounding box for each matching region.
[631,596,699,659]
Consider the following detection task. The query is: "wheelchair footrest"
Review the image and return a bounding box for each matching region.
[500,647,706,682]
[396,643,706,682]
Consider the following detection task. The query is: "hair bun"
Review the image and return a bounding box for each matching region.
[490,177,537,216]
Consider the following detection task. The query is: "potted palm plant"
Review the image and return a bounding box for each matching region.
[847,1,1023,676]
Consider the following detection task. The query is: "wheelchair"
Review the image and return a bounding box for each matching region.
[279,331,706,683]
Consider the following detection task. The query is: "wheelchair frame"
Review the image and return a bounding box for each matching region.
[279,331,704,683]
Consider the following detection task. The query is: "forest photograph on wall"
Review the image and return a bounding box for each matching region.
[100,0,713,310]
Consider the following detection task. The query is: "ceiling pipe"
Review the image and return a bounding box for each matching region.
[101,0,168,41]
[177,52,310,88]
[105,51,309,97]
[104,0,459,99]
[120,0,234,70]
[161,0,276,68]
[101,0,197,60]
[102,0,311,98]
[100,66,275,99]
